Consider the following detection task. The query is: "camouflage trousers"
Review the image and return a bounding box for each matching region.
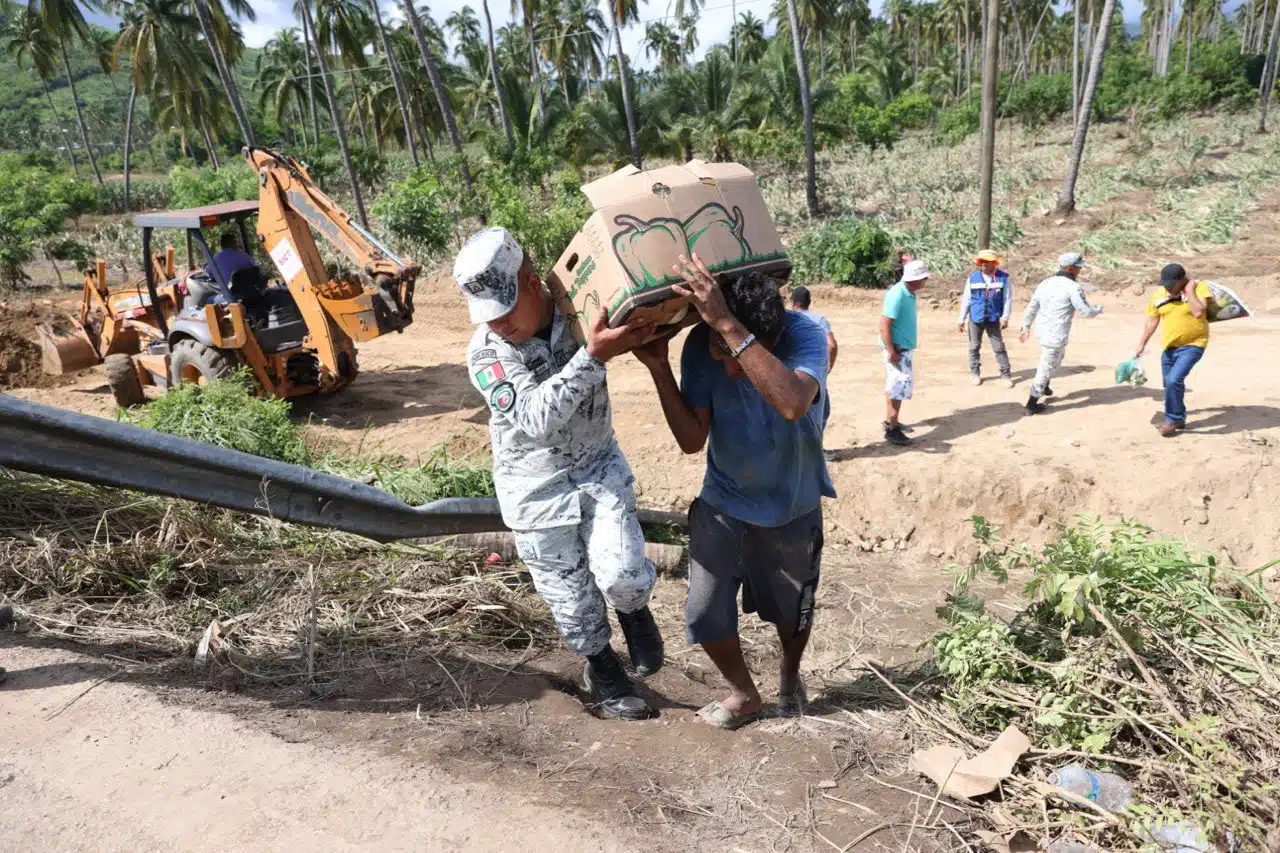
[513,493,656,657]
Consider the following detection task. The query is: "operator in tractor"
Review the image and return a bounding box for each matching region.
[455,227,665,721]
[208,232,262,286]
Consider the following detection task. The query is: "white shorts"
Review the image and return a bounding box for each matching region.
[884,349,915,400]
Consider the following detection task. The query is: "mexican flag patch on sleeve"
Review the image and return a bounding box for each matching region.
[475,361,506,389]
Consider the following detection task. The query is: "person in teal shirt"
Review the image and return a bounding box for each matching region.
[879,259,930,446]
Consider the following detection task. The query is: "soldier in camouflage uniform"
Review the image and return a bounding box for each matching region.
[454,227,665,721]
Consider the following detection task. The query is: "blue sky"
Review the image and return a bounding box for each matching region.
[86,0,1206,73]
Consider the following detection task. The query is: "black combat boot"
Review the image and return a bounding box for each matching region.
[616,606,664,676]
[583,646,656,721]
[1025,394,1046,415]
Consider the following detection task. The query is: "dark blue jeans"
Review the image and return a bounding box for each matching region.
[1161,345,1205,424]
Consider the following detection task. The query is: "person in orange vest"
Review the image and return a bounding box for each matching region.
[957,249,1015,388]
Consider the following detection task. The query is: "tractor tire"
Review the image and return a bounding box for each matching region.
[169,339,236,387]
[105,354,146,408]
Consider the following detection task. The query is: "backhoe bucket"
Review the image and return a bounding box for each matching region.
[38,324,100,375]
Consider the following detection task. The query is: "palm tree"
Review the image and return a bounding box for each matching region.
[366,0,421,165]
[1054,0,1118,216]
[315,0,375,147]
[1260,0,1280,132]
[784,0,817,215]
[510,0,547,132]
[255,29,316,145]
[291,0,324,139]
[189,0,255,144]
[4,7,80,174]
[856,30,909,101]
[112,0,200,209]
[731,11,767,64]
[403,0,473,189]
[296,0,369,225]
[36,0,105,184]
[679,13,698,61]
[644,21,682,71]
[604,0,645,168]
[477,0,514,147]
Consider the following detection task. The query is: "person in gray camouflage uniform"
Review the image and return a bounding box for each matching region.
[455,227,665,721]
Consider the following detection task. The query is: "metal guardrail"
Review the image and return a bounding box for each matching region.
[0,395,685,542]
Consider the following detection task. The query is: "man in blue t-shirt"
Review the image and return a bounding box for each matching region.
[880,259,930,447]
[635,254,835,730]
[208,232,261,286]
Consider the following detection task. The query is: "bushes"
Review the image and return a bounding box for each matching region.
[1005,73,1072,128]
[371,168,454,260]
[788,217,896,288]
[95,178,173,214]
[936,104,980,146]
[0,155,99,288]
[480,167,591,266]
[849,105,899,151]
[884,92,935,129]
[168,164,258,209]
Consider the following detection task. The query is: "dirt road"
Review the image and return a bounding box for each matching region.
[0,644,628,853]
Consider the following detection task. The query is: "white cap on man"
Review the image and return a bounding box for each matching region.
[903,259,931,282]
[453,227,523,323]
[1058,251,1086,269]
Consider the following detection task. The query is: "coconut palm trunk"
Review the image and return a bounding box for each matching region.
[191,0,255,145]
[299,3,323,146]
[977,0,999,246]
[123,83,137,211]
[200,114,221,169]
[41,78,80,176]
[59,38,103,185]
[1072,0,1079,122]
[785,0,817,216]
[1259,0,1280,132]
[606,4,642,169]
[522,9,546,134]
[1054,0,1118,216]
[299,0,369,226]
[482,0,514,149]
[403,0,473,189]
[367,0,420,166]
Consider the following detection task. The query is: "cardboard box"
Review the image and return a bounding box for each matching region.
[546,160,791,343]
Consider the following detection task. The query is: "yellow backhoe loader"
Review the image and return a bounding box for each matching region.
[40,147,417,406]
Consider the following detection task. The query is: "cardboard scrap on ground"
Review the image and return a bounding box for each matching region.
[546,160,791,344]
[908,725,1031,799]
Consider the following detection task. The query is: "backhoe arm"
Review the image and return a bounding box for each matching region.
[244,147,416,362]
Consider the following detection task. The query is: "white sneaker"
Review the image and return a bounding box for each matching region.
[970,375,983,386]
[1005,377,1016,389]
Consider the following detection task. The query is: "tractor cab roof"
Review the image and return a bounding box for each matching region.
[133,200,261,230]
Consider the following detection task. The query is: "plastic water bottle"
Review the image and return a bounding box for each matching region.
[1143,822,1216,853]
[1047,764,1134,812]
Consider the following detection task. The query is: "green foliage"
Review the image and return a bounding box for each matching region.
[849,105,899,151]
[1005,73,1072,128]
[788,217,896,288]
[123,370,312,466]
[371,167,454,259]
[936,104,980,146]
[929,517,1280,848]
[167,165,259,209]
[478,167,591,267]
[0,154,98,288]
[883,92,934,129]
[95,178,174,214]
[317,449,495,505]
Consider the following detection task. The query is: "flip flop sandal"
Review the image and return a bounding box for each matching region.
[696,700,763,731]
[776,682,808,718]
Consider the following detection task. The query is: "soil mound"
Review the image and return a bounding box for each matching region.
[0,304,78,390]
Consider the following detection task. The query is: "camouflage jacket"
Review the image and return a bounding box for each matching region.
[467,308,637,530]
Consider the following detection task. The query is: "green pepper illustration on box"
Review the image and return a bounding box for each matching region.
[547,160,791,345]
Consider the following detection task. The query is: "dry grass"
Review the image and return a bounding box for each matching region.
[0,469,555,678]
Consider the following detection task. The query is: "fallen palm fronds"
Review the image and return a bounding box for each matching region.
[0,469,553,673]
[906,517,1280,851]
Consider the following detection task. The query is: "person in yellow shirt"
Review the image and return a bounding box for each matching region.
[1134,263,1210,437]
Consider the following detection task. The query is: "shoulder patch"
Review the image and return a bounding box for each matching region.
[489,381,517,413]
[527,355,550,379]
[470,347,498,364]
[474,360,506,390]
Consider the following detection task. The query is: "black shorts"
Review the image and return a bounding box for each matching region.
[685,498,823,645]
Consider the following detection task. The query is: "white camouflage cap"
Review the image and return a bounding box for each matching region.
[1058,251,1086,268]
[902,259,931,282]
[453,227,524,324]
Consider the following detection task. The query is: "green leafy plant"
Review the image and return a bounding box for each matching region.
[371,168,455,260]
[788,217,896,287]
[936,104,980,146]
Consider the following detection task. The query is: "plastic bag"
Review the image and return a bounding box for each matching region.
[1204,281,1251,323]
[1115,357,1147,387]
